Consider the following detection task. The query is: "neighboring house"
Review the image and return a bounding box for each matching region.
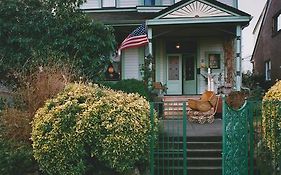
[252,0,281,89]
[81,0,251,95]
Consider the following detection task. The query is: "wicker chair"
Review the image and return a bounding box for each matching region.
[187,91,219,124]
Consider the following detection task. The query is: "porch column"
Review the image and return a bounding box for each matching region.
[235,25,242,91]
[147,27,153,57]
[146,26,153,90]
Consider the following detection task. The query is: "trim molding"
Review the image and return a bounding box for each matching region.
[147,16,251,25]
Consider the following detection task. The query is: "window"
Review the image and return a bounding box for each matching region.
[273,12,281,34]
[144,0,155,6]
[102,0,116,7]
[265,60,271,81]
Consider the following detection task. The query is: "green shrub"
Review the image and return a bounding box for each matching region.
[0,139,38,175]
[102,79,149,100]
[262,80,281,160]
[31,83,158,175]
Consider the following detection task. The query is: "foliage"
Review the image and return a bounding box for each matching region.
[256,141,275,175]
[0,0,115,81]
[0,138,38,175]
[262,80,281,162]
[1,64,73,142]
[242,71,264,100]
[102,79,150,100]
[31,83,158,175]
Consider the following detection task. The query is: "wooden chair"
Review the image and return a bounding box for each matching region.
[187,91,219,124]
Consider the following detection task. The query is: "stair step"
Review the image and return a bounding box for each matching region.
[158,141,222,149]
[158,136,222,142]
[155,166,222,175]
[155,157,222,167]
[155,149,222,158]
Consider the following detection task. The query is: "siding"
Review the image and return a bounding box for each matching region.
[197,38,224,94]
[119,0,139,7]
[103,0,116,7]
[122,48,140,80]
[217,0,235,7]
[162,0,173,6]
[80,0,100,9]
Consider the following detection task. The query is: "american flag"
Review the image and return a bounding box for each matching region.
[117,24,149,56]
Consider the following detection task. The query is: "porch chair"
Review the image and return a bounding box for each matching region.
[187,91,219,124]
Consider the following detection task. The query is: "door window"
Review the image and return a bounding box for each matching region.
[168,56,179,80]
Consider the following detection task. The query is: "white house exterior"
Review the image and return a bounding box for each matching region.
[81,0,251,95]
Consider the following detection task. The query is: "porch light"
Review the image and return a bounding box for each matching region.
[176,43,180,49]
[108,64,114,74]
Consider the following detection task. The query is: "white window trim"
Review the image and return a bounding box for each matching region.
[265,60,271,81]
[277,13,281,32]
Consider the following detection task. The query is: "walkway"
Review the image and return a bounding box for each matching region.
[159,118,222,137]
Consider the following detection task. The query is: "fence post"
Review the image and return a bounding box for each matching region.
[183,102,187,175]
[150,102,155,175]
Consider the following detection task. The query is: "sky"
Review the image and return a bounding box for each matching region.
[238,0,267,72]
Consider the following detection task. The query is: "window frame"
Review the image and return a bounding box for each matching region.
[273,11,281,36]
[101,0,117,8]
[265,60,271,81]
[144,0,155,6]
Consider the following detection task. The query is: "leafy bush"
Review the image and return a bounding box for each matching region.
[31,83,158,175]
[262,80,281,160]
[102,79,150,99]
[0,139,38,175]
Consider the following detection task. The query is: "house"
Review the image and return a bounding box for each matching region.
[80,0,251,95]
[251,0,281,89]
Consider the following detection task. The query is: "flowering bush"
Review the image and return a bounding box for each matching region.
[262,80,281,159]
[31,83,158,174]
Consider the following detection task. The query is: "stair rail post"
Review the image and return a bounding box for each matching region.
[183,102,187,175]
[149,102,155,175]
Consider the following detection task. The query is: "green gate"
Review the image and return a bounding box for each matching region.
[150,102,188,175]
[150,98,267,175]
[222,98,250,175]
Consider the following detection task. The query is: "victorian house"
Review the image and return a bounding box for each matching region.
[80,0,251,95]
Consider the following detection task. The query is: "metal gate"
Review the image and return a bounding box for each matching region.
[149,98,271,175]
[150,102,188,175]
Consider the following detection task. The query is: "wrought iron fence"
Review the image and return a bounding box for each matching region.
[149,99,281,175]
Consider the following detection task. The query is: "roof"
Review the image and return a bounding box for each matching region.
[147,0,251,26]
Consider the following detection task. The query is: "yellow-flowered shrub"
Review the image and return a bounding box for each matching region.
[262,80,281,159]
[31,83,158,175]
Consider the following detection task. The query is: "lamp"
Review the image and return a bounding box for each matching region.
[108,64,114,74]
[176,43,180,49]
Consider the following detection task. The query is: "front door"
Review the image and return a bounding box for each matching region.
[167,54,182,94]
[183,54,197,94]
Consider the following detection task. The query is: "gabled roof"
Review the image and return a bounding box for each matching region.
[147,0,251,26]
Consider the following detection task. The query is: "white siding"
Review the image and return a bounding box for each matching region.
[103,0,116,7]
[162,0,173,6]
[216,0,235,7]
[197,38,224,94]
[80,0,100,9]
[122,48,140,80]
[155,39,166,83]
[119,0,139,7]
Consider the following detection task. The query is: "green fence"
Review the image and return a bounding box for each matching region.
[150,99,281,175]
[150,102,188,175]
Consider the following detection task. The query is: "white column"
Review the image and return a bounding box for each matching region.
[235,25,242,91]
[147,27,153,57]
